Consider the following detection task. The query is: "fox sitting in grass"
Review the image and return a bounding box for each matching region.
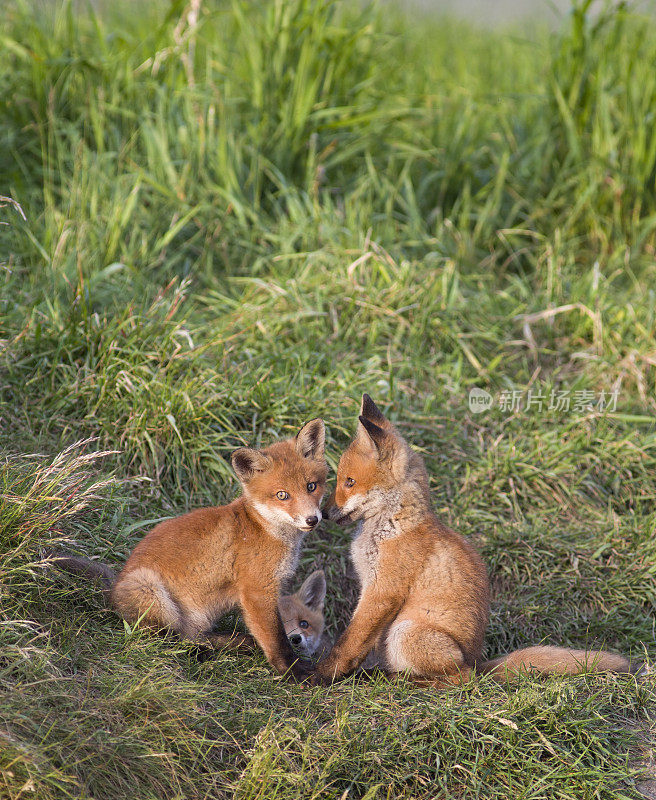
[316,395,638,685]
[52,419,327,679]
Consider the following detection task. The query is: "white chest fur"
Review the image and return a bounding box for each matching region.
[350,495,401,588]
[275,535,303,581]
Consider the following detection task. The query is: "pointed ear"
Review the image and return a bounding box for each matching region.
[295,418,325,460]
[360,394,389,427]
[298,570,326,611]
[231,448,272,483]
[357,415,388,455]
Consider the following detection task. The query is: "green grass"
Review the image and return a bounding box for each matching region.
[1,0,655,797]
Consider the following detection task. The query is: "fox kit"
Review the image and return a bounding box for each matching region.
[316,395,633,685]
[280,569,330,659]
[53,419,327,678]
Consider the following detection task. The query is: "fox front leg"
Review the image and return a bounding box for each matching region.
[315,590,399,682]
[239,591,311,680]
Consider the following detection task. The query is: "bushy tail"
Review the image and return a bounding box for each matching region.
[48,551,116,597]
[478,645,633,679]
[377,645,642,689]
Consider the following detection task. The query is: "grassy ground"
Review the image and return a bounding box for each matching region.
[1,0,656,797]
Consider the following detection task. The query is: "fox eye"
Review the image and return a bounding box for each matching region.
[345,477,355,488]
[307,481,317,493]
[276,491,289,501]
[299,620,309,629]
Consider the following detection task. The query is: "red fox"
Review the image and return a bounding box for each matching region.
[52,419,327,679]
[280,569,330,659]
[316,395,636,685]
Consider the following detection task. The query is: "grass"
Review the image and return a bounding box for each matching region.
[1,0,655,797]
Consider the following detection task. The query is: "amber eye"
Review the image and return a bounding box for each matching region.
[345,477,355,488]
[299,620,309,629]
[307,482,317,493]
[276,491,289,501]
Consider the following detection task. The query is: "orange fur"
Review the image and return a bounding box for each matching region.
[56,419,328,678]
[316,395,632,685]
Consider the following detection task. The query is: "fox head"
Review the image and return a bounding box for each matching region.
[327,394,430,524]
[278,569,327,656]
[231,418,328,532]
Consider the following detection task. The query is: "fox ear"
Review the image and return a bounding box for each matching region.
[298,570,326,611]
[360,394,389,427]
[295,418,325,460]
[231,448,272,483]
[357,415,388,455]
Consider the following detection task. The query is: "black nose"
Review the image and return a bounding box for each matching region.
[289,634,302,646]
[305,515,319,528]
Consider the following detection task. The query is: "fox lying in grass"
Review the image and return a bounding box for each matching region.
[52,419,327,679]
[316,395,638,685]
[280,569,330,659]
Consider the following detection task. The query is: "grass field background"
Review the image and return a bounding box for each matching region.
[1,0,656,797]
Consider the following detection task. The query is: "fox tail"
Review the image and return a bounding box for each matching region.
[48,551,116,597]
[478,645,636,679]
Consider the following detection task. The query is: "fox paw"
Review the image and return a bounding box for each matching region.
[285,659,315,682]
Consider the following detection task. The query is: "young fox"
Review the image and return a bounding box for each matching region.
[316,395,634,685]
[52,419,327,679]
[281,569,330,659]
